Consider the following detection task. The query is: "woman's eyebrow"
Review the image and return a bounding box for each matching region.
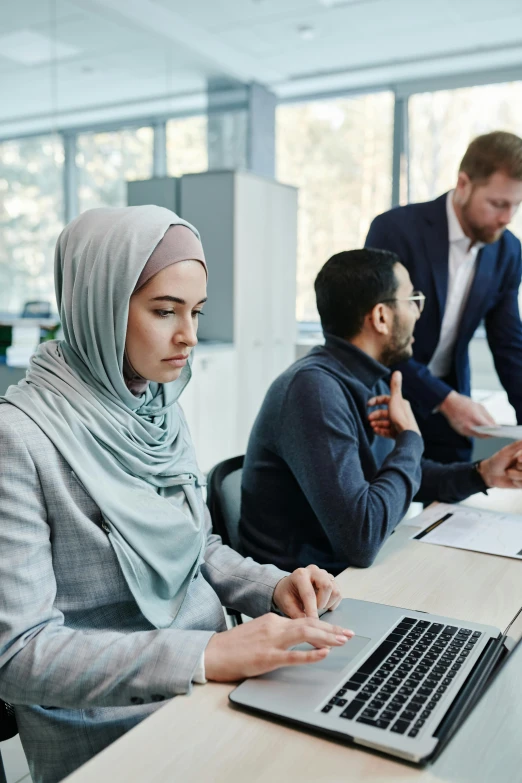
[150,295,208,305]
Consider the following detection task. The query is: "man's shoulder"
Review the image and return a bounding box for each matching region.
[279,350,361,409]
[500,227,522,257]
[275,351,343,392]
[372,195,444,227]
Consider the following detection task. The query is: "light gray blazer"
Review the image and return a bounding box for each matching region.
[0,403,287,783]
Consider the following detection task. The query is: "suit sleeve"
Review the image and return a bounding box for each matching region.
[277,370,424,568]
[417,459,487,504]
[366,212,453,415]
[484,243,522,423]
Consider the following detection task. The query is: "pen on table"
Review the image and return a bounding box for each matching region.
[414,512,454,540]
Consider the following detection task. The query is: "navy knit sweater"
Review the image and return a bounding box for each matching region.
[239,334,487,573]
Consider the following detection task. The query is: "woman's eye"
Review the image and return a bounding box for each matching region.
[192,310,204,319]
[155,310,173,318]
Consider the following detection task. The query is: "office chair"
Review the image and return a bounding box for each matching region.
[0,699,18,783]
[206,455,245,626]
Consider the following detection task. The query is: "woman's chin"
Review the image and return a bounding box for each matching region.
[159,367,184,383]
[137,367,183,383]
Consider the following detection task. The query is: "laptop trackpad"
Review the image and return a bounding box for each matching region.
[298,634,372,672]
[266,634,371,685]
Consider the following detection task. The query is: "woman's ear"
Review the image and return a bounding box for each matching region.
[368,303,390,336]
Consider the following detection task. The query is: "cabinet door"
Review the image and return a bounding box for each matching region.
[234,174,272,447]
[198,349,238,473]
[183,348,238,474]
[267,182,298,379]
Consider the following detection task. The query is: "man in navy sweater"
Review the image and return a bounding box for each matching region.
[239,249,522,574]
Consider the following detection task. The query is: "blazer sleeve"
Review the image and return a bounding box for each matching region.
[366,212,453,415]
[202,507,288,617]
[0,419,280,709]
[277,370,424,568]
[484,243,522,422]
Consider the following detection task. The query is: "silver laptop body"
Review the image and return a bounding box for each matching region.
[229,598,501,764]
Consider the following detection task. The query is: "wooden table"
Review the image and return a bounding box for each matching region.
[64,490,522,783]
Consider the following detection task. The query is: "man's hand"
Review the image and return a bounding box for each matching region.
[205,613,354,682]
[477,441,522,489]
[273,564,342,619]
[367,371,421,438]
[438,391,495,438]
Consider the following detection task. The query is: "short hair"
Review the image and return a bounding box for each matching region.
[459,131,522,182]
[314,248,401,339]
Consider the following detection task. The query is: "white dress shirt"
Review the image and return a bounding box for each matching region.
[428,191,485,379]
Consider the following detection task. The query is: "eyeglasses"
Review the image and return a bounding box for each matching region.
[382,290,426,314]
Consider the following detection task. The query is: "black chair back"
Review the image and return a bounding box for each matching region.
[206,455,244,552]
[1,699,18,783]
[206,455,245,625]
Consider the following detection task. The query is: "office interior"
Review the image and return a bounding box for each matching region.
[1,0,522,780]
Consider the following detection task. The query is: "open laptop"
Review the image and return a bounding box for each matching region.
[230,598,522,765]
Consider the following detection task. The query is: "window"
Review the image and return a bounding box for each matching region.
[167,115,208,176]
[77,126,154,212]
[409,81,522,238]
[277,92,394,322]
[0,134,64,315]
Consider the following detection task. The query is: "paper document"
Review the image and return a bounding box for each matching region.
[404,502,522,560]
[473,425,522,440]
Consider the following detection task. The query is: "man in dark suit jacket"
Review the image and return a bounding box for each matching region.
[365,130,522,463]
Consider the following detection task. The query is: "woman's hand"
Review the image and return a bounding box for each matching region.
[273,564,342,619]
[204,613,354,682]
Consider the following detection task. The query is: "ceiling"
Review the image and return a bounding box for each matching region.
[1,0,522,136]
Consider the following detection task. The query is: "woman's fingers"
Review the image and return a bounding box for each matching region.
[283,618,353,650]
[290,568,321,618]
[307,565,335,611]
[205,613,355,682]
[273,647,331,668]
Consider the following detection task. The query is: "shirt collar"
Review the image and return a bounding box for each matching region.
[446,190,485,251]
[323,333,390,391]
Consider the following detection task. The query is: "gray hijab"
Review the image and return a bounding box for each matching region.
[2,205,208,629]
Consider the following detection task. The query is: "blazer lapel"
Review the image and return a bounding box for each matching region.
[459,243,497,339]
[421,194,450,323]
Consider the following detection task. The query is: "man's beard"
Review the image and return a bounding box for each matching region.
[461,196,506,245]
[380,313,413,367]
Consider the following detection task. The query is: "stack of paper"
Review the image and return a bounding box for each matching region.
[473,425,522,440]
[404,502,522,560]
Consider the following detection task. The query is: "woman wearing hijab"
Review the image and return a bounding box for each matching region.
[0,206,352,783]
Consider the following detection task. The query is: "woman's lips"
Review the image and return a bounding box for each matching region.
[162,355,189,367]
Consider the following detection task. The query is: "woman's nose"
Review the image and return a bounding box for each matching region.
[174,318,198,347]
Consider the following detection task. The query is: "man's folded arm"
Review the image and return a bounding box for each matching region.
[279,370,424,568]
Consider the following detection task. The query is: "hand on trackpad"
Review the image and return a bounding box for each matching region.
[298,634,371,673]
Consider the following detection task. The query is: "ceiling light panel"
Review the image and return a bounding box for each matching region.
[0,29,80,66]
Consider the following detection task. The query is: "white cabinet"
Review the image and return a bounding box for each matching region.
[180,170,297,453]
[180,344,237,474]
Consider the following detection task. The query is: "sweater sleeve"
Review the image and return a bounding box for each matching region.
[278,370,424,568]
[417,458,488,504]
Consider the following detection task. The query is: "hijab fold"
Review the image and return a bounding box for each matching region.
[1,206,208,629]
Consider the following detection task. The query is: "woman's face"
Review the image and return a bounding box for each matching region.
[125,259,207,383]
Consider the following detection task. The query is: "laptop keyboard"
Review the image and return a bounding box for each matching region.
[321,617,482,738]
